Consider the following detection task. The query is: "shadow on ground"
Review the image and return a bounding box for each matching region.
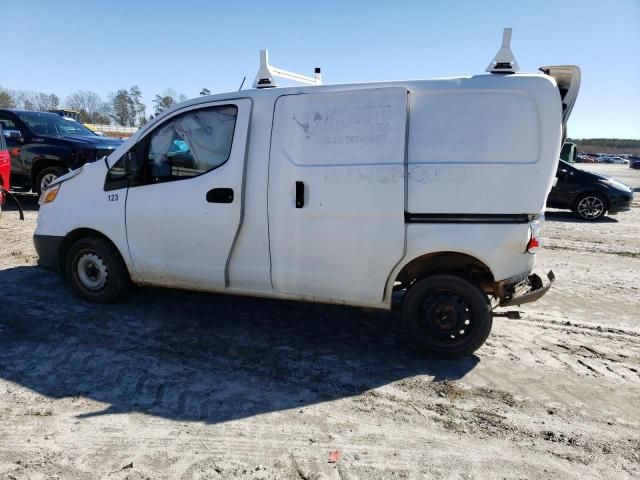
[2,193,39,213]
[0,265,478,424]
[544,210,619,223]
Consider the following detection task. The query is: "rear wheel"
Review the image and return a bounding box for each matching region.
[401,275,492,359]
[36,166,68,195]
[65,237,130,303]
[573,193,607,221]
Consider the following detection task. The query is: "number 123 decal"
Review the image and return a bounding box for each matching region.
[107,193,119,202]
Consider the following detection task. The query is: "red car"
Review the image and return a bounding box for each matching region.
[0,124,10,205]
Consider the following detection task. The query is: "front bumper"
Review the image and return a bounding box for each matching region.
[499,270,555,307]
[608,192,633,214]
[33,234,64,271]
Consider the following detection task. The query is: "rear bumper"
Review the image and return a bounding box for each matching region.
[499,270,555,307]
[33,234,64,271]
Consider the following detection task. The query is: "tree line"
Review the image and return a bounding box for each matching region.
[567,138,640,148]
[0,86,212,127]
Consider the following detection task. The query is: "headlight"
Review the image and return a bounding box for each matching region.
[39,184,60,205]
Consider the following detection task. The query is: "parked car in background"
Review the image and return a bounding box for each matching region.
[547,160,634,220]
[0,110,122,194]
[605,156,629,164]
[628,156,640,169]
[575,153,599,163]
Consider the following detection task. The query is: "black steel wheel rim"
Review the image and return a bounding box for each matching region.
[419,290,473,345]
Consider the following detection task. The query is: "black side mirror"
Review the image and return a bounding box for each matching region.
[557,168,569,180]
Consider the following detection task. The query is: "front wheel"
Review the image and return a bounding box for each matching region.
[36,166,68,195]
[401,275,492,359]
[65,237,130,303]
[573,193,607,221]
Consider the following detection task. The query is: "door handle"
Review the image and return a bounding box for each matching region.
[295,181,304,208]
[206,188,234,203]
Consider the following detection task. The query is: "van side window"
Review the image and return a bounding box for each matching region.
[143,106,237,184]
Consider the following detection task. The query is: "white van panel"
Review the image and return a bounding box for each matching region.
[274,88,407,167]
[407,75,562,215]
[268,88,407,304]
[409,90,540,164]
[386,222,536,299]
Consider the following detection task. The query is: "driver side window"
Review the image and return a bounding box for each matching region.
[144,105,237,184]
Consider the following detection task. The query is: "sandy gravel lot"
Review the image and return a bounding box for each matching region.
[0,164,638,479]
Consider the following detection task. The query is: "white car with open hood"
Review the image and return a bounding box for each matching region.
[34,30,580,358]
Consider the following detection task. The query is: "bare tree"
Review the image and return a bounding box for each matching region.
[65,91,110,124]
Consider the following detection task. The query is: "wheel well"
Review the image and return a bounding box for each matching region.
[31,159,68,191]
[394,252,495,292]
[59,228,126,274]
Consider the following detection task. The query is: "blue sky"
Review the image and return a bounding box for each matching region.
[2,0,639,138]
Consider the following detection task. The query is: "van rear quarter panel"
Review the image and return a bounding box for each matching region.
[398,223,535,285]
[407,74,562,214]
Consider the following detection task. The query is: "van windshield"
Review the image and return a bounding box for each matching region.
[16,111,97,138]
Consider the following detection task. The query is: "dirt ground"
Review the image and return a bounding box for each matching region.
[0,164,638,479]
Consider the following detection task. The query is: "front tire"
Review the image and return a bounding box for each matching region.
[36,166,68,195]
[573,193,607,221]
[65,237,130,303]
[401,275,492,359]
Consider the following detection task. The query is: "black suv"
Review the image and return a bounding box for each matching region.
[547,160,634,220]
[0,109,122,194]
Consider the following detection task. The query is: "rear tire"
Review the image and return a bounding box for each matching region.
[572,193,607,221]
[65,237,130,303]
[36,166,68,195]
[401,275,492,359]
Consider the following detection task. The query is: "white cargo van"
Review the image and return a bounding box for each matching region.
[34,31,580,358]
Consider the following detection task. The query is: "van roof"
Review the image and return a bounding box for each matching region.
[141,71,553,137]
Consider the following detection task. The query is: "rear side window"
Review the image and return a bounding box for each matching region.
[143,106,237,184]
[0,127,6,150]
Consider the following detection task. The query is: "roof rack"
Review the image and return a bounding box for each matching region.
[253,49,322,89]
[486,28,520,74]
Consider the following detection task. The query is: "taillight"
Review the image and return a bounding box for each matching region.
[527,219,542,254]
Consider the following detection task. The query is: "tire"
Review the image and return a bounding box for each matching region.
[36,166,68,195]
[64,236,130,303]
[573,193,607,221]
[401,274,492,359]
